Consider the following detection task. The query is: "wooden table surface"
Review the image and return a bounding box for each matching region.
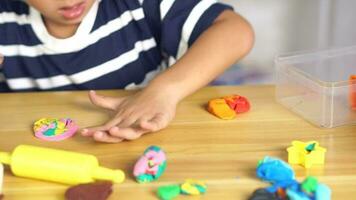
[0,86,355,200]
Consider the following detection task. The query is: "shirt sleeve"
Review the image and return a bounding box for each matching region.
[142,0,233,63]
[0,0,29,14]
[0,0,11,12]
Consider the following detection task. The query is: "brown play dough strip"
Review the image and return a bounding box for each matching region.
[65,182,113,200]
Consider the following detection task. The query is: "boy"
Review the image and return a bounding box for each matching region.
[0,0,254,143]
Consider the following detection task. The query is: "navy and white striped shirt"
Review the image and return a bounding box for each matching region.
[0,0,232,92]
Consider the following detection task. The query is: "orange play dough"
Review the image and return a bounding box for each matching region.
[208,99,236,120]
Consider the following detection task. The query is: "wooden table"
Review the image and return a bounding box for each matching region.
[0,86,355,200]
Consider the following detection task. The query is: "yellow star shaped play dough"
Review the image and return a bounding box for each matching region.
[287,141,327,168]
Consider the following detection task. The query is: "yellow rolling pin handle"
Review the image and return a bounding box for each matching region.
[0,152,11,165]
[0,145,125,185]
[93,166,125,183]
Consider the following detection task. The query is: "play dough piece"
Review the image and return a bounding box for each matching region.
[248,188,278,200]
[65,182,113,200]
[33,118,78,141]
[133,146,167,183]
[180,179,207,195]
[315,184,331,200]
[157,184,181,200]
[301,176,318,194]
[224,95,251,113]
[208,94,251,119]
[208,99,236,120]
[256,156,295,183]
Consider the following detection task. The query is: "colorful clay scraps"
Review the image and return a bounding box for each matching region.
[284,177,331,200]
[65,182,113,200]
[254,156,331,200]
[287,141,327,168]
[133,146,167,183]
[135,146,207,199]
[180,179,207,195]
[33,118,78,141]
[350,75,356,111]
[208,95,250,120]
[157,179,207,200]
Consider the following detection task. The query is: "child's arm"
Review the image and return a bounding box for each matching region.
[82,10,254,143]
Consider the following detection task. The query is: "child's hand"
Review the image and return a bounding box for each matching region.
[80,10,254,143]
[81,88,178,143]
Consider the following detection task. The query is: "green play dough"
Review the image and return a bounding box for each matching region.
[43,121,57,136]
[136,161,167,183]
[44,128,56,136]
[305,143,316,152]
[155,161,167,179]
[136,174,154,183]
[157,185,181,200]
[302,176,318,193]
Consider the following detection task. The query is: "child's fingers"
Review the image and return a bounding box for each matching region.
[140,113,168,132]
[93,131,124,143]
[82,116,125,137]
[88,90,124,111]
[137,115,153,127]
[81,124,110,136]
[108,126,147,140]
[102,116,124,130]
[116,114,140,128]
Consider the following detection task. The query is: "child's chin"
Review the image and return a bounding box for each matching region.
[58,17,85,26]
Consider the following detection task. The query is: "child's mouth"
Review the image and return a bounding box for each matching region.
[58,1,86,20]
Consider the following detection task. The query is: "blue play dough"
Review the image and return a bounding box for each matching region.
[315,184,331,200]
[257,156,295,183]
[254,157,332,200]
[286,188,311,200]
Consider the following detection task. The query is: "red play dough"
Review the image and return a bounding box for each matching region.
[224,95,250,113]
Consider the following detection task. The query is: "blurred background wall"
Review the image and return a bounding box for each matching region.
[213,0,355,85]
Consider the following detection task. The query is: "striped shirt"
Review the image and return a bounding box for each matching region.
[0,0,232,92]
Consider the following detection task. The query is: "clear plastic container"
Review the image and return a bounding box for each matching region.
[275,46,356,128]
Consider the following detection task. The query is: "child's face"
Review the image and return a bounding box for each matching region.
[26,0,95,25]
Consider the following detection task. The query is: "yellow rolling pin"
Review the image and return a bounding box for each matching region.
[0,145,125,185]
